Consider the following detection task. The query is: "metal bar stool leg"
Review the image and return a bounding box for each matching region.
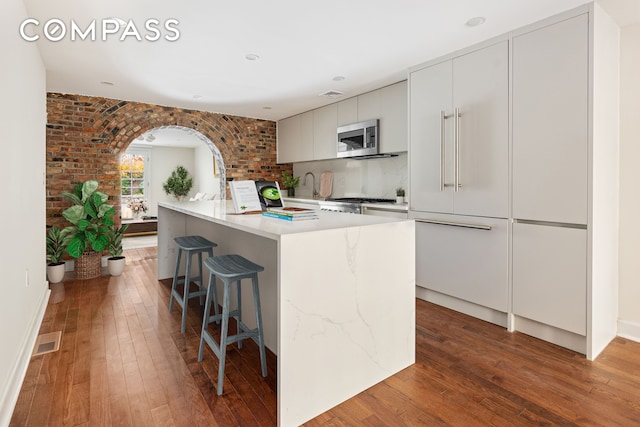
[181,251,193,334]
[169,248,182,313]
[197,251,205,306]
[252,274,268,377]
[198,270,215,362]
[236,279,243,349]
[217,278,232,395]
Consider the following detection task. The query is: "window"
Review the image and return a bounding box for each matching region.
[120,149,148,205]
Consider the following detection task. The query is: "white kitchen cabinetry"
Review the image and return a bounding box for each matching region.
[362,205,408,219]
[409,41,508,218]
[413,213,509,317]
[279,81,408,163]
[512,14,588,225]
[337,97,358,126]
[409,4,619,360]
[512,223,587,336]
[277,111,314,164]
[379,81,408,154]
[313,103,338,160]
[510,6,619,360]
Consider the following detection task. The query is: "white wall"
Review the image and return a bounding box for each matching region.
[293,153,408,199]
[0,0,48,424]
[148,146,195,215]
[618,23,640,332]
[193,144,220,197]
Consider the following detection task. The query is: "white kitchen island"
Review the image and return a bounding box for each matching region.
[157,200,415,426]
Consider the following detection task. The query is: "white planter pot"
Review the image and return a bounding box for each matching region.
[47,262,65,284]
[108,256,126,276]
[396,196,405,204]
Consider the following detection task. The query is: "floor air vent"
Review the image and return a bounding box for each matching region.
[32,331,62,357]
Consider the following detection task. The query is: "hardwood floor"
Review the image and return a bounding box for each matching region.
[11,246,640,426]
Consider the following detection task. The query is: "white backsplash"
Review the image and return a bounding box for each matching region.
[293,152,408,199]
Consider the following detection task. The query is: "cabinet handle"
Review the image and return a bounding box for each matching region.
[439,110,446,192]
[454,108,461,192]
[415,218,492,230]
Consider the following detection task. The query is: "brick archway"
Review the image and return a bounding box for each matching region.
[46,93,289,227]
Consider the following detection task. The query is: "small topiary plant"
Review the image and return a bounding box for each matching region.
[162,165,193,201]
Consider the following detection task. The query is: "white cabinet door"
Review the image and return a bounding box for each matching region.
[512,222,587,335]
[414,214,509,312]
[277,115,301,164]
[337,97,358,126]
[357,90,381,122]
[409,60,454,214]
[409,42,508,218]
[299,111,314,162]
[452,41,509,218]
[277,112,314,163]
[380,81,408,154]
[313,104,337,160]
[512,15,588,225]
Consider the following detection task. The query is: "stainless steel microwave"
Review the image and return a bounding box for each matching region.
[337,119,379,158]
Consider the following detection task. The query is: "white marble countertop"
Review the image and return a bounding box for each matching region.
[283,196,409,212]
[159,200,407,241]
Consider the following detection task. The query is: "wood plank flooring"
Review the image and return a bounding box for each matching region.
[10,246,640,426]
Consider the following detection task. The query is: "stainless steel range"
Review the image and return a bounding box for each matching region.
[319,197,396,214]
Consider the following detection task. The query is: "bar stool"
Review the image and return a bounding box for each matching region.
[198,254,267,395]
[169,235,218,334]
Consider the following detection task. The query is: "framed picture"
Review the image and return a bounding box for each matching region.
[213,157,220,177]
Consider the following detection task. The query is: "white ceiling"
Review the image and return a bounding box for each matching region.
[21,0,640,122]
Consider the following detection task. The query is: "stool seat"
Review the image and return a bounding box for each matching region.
[204,254,264,278]
[199,254,267,395]
[169,235,217,334]
[174,235,217,252]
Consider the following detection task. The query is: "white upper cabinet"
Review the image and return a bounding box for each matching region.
[337,97,358,126]
[313,103,338,160]
[512,14,589,225]
[380,81,408,154]
[410,41,509,218]
[277,113,302,164]
[277,111,314,164]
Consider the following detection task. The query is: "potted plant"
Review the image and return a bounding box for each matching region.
[61,180,116,279]
[162,165,193,201]
[395,187,405,204]
[281,170,300,197]
[46,225,70,284]
[107,224,129,276]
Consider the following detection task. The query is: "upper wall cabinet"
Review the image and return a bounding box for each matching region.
[409,41,509,218]
[277,111,314,164]
[278,81,408,163]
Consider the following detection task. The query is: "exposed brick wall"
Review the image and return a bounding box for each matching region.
[46,93,290,227]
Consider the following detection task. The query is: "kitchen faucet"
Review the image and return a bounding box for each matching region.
[303,172,319,198]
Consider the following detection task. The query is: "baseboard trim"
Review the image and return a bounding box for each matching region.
[415,287,508,328]
[0,284,50,427]
[618,319,640,344]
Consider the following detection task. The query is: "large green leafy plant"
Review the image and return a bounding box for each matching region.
[62,180,116,258]
[162,165,193,200]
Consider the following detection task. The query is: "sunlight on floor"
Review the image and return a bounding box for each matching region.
[123,234,157,250]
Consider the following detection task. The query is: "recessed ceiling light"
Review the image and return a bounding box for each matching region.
[333,76,345,81]
[100,81,114,86]
[466,17,486,27]
[245,53,260,61]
